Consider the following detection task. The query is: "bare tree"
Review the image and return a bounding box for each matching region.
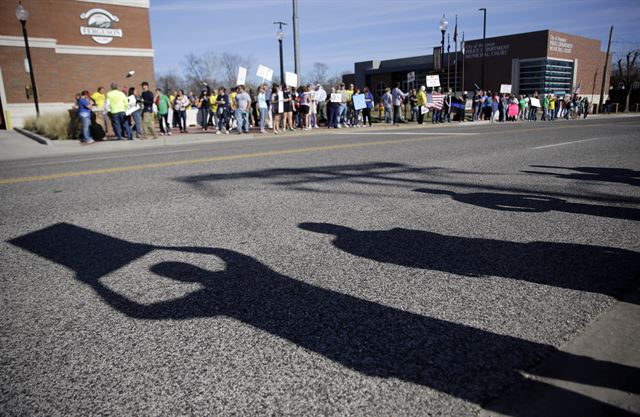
[183,51,218,91]
[155,72,185,93]
[219,52,255,88]
[616,50,639,112]
[324,70,350,91]
[307,62,329,85]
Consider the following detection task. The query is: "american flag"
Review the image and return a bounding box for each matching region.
[429,92,445,110]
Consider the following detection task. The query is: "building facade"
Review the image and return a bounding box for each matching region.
[0,0,154,128]
[346,30,610,101]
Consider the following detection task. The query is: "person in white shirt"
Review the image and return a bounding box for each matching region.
[127,86,142,139]
[391,82,408,125]
[173,90,190,133]
[315,85,327,124]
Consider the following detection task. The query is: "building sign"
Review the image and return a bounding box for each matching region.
[426,75,440,88]
[465,42,510,59]
[549,34,573,54]
[433,47,441,71]
[80,9,123,45]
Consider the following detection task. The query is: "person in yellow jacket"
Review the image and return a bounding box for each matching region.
[228,87,238,129]
[209,91,218,128]
[549,95,557,120]
[90,86,109,134]
[106,82,132,140]
[417,85,428,124]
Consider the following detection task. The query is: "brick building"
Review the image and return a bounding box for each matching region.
[0,0,154,128]
[346,29,611,102]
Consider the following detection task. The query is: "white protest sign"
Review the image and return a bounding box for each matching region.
[407,71,416,83]
[500,84,512,94]
[426,75,440,87]
[353,93,366,110]
[530,97,541,107]
[285,72,298,87]
[236,66,247,86]
[330,93,342,103]
[278,91,284,113]
[256,65,273,82]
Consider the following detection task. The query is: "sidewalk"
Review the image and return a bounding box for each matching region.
[1,112,638,162]
[481,282,640,417]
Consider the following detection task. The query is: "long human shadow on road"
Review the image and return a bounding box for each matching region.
[414,188,640,221]
[8,223,639,411]
[298,223,640,300]
[175,162,640,205]
[522,166,640,187]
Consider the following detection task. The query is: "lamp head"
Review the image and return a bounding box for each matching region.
[16,2,29,22]
[439,14,448,32]
[276,30,284,41]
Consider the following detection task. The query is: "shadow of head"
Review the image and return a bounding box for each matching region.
[299,222,353,236]
[150,261,216,283]
[414,188,454,196]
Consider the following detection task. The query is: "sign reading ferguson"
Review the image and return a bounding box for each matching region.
[465,42,510,59]
[80,8,123,45]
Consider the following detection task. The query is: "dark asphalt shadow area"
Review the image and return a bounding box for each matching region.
[299,223,640,301]
[522,166,640,187]
[414,188,640,221]
[8,223,639,410]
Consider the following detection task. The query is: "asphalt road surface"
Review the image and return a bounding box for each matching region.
[1,117,639,416]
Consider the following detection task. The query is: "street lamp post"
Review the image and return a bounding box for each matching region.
[16,1,39,117]
[479,8,487,91]
[439,15,448,85]
[447,33,451,90]
[274,21,287,85]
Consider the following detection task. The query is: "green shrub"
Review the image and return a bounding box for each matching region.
[22,112,74,140]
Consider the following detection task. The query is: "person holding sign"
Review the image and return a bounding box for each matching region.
[417,86,427,125]
[351,87,363,128]
[362,87,374,127]
[271,85,283,134]
[328,87,341,128]
[529,92,540,121]
[282,85,293,131]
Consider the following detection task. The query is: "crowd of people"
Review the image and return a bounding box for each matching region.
[76,80,598,144]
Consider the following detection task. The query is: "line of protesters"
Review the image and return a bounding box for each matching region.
[76,81,596,144]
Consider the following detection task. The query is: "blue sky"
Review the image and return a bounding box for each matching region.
[150,0,640,81]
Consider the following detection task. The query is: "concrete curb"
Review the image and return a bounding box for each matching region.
[13,128,53,146]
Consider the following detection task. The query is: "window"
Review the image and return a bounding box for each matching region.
[519,59,574,95]
[376,82,387,101]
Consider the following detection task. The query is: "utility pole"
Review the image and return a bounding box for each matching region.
[461,32,465,94]
[599,25,613,113]
[454,15,458,94]
[292,0,300,84]
[479,8,486,90]
[447,33,451,90]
